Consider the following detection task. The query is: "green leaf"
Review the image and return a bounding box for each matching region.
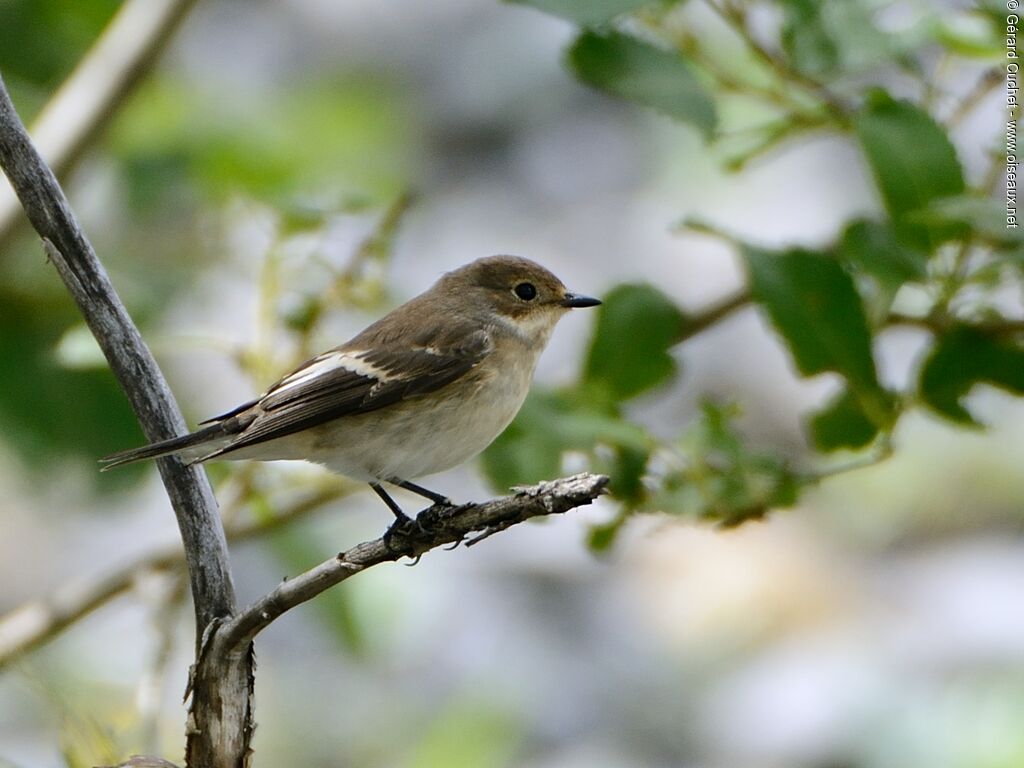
[837,218,927,290]
[0,289,142,490]
[918,325,1024,424]
[745,247,884,394]
[480,410,565,491]
[913,194,1024,245]
[583,283,686,401]
[652,401,801,527]
[780,0,840,77]
[587,518,625,552]
[0,0,120,94]
[568,31,717,138]
[481,391,651,490]
[934,11,1003,58]
[779,0,903,77]
[854,92,966,250]
[505,0,658,26]
[810,387,890,451]
[607,443,649,502]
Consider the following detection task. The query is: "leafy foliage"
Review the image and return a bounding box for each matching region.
[853,93,966,250]
[837,219,927,290]
[744,246,896,442]
[481,390,652,489]
[582,283,685,401]
[810,387,887,451]
[0,288,141,489]
[0,0,120,105]
[744,247,881,393]
[568,31,716,138]
[5,0,1013,541]
[111,79,412,209]
[481,0,1015,546]
[919,326,1024,425]
[779,0,900,78]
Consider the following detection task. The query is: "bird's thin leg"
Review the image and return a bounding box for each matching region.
[370,482,411,520]
[393,479,452,506]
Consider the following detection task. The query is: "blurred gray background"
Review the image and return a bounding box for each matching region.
[0,1,1020,767]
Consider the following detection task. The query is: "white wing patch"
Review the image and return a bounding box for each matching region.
[271,350,393,395]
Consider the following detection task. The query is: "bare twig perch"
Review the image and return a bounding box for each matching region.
[180,473,607,768]
[93,477,608,768]
[221,473,610,649]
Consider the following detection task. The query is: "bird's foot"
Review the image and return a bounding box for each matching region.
[383,510,437,558]
[383,510,419,539]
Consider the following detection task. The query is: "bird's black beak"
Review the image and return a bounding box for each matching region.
[561,292,601,308]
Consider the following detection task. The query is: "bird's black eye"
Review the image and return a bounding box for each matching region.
[514,282,537,301]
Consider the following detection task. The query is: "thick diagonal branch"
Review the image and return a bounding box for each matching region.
[217,473,609,650]
[0,74,235,634]
[0,74,248,768]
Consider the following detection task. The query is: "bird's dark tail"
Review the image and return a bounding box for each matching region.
[100,424,227,471]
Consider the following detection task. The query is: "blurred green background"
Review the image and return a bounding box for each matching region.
[0,1,1020,767]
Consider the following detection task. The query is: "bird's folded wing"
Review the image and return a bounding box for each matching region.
[198,327,494,458]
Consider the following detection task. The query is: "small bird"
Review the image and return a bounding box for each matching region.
[102,255,601,518]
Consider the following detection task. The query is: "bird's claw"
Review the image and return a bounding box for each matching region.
[383,510,438,560]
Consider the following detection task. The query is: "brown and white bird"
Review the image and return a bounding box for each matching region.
[102,255,601,517]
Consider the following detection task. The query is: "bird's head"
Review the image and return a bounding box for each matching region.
[439,255,601,344]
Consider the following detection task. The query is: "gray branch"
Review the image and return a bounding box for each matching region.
[182,473,606,767]
[0,74,250,767]
[0,73,235,635]
[219,473,610,649]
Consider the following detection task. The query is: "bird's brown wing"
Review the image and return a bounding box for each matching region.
[194,326,493,460]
